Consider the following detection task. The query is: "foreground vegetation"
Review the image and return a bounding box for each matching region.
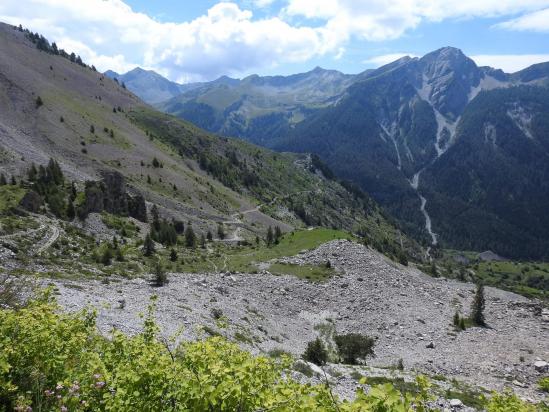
[0,293,541,411]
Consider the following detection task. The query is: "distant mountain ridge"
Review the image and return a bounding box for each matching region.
[106,66,356,144]
[105,68,241,105]
[133,47,549,259]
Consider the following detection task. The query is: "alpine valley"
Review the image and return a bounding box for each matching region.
[142,48,549,261]
[1,16,548,412]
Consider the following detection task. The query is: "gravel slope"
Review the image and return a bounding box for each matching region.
[52,240,548,403]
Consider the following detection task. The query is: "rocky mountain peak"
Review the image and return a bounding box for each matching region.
[417,46,481,118]
[420,47,478,82]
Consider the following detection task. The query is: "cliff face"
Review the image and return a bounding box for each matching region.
[81,171,147,222]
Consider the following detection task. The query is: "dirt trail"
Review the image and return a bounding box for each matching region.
[220,188,321,243]
[36,225,60,254]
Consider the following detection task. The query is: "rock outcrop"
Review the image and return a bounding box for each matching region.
[18,190,43,213]
[79,171,147,222]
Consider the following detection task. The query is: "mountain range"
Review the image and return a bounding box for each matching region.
[112,48,549,260]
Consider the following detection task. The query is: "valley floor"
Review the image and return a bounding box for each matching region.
[50,240,549,405]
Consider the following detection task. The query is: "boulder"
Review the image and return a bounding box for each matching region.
[534,360,548,373]
[79,171,147,222]
[128,193,147,222]
[101,171,128,216]
[449,399,463,409]
[82,181,105,215]
[19,190,43,213]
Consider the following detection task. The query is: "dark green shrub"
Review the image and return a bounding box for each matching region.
[153,261,167,286]
[334,333,375,364]
[303,338,328,366]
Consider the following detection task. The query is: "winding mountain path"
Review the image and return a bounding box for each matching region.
[219,187,321,243]
[37,224,60,255]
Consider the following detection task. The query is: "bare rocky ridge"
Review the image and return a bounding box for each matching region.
[52,240,548,404]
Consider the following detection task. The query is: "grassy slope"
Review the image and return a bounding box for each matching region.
[0,22,424,281]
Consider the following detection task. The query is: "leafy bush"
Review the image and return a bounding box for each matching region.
[0,294,438,411]
[0,295,540,411]
[486,391,538,411]
[539,377,549,393]
[334,333,375,365]
[303,338,328,366]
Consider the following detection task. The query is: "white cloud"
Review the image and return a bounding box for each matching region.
[0,0,329,81]
[496,8,549,32]
[363,53,418,67]
[284,0,549,41]
[471,54,549,73]
[252,0,276,7]
[1,0,549,81]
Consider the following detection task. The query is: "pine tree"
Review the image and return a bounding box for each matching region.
[471,283,486,327]
[35,96,43,108]
[266,226,274,246]
[101,246,113,266]
[206,230,213,242]
[217,224,225,240]
[274,226,282,244]
[0,173,6,186]
[430,262,438,277]
[27,163,37,181]
[147,175,152,184]
[453,311,460,327]
[70,182,77,202]
[143,233,155,256]
[66,201,75,220]
[169,249,178,262]
[153,260,167,286]
[10,176,16,185]
[200,234,206,248]
[90,125,95,134]
[151,205,160,230]
[185,225,196,248]
[115,247,124,262]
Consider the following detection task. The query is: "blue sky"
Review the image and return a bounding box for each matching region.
[1,0,549,82]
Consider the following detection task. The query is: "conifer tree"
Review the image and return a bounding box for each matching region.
[217,224,225,240]
[471,283,486,326]
[453,311,460,327]
[274,226,282,244]
[66,201,75,220]
[266,226,274,246]
[169,248,178,262]
[185,225,196,248]
[206,230,213,242]
[27,163,37,181]
[143,233,155,256]
[0,173,6,186]
[153,260,167,286]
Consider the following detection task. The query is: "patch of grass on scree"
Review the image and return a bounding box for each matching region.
[180,228,352,277]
